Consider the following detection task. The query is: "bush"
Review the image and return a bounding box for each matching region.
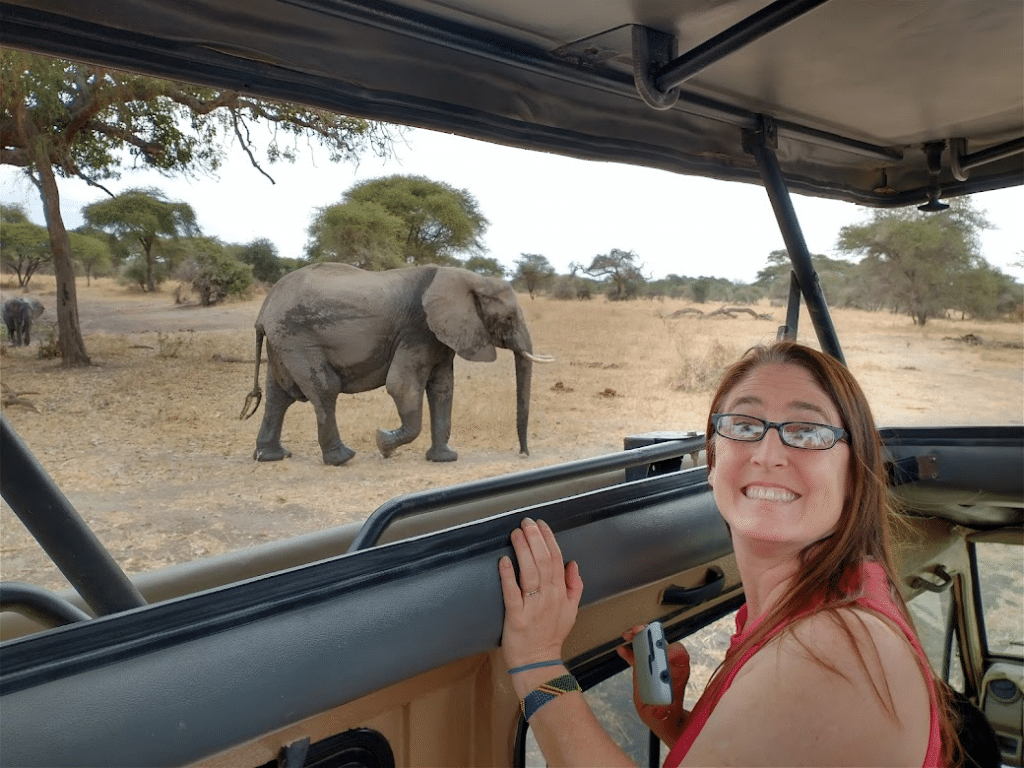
[673,339,737,392]
[185,252,254,306]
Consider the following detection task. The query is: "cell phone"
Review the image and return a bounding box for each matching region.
[632,620,673,706]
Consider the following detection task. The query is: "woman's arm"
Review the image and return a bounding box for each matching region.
[498,518,636,768]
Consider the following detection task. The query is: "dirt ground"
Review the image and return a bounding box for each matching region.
[1,278,1022,592]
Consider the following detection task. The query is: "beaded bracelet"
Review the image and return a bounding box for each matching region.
[521,673,582,721]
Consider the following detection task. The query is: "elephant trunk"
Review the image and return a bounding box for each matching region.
[514,350,532,456]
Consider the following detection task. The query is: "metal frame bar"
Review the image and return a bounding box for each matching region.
[743,116,845,363]
[347,436,706,551]
[654,0,831,92]
[0,416,146,616]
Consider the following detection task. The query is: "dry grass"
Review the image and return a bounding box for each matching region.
[1,277,1022,592]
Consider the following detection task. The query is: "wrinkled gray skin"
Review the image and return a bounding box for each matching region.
[2,298,44,347]
[243,263,546,466]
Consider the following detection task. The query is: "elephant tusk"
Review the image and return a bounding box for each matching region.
[521,351,555,363]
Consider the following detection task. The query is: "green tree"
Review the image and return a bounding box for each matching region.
[306,200,407,269]
[585,248,646,300]
[0,204,50,287]
[1,50,399,366]
[68,230,113,285]
[513,254,556,298]
[837,198,990,325]
[691,277,711,304]
[308,175,488,268]
[238,237,288,284]
[462,255,507,278]
[177,237,254,306]
[83,188,198,292]
[952,263,1022,320]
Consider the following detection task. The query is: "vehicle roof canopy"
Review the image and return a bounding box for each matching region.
[2,0,1022,204]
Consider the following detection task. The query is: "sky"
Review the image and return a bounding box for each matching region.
[2,126,1022,284]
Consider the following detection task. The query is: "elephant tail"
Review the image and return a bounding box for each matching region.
[239,325,265,420]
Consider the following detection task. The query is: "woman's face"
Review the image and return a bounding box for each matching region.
[708,362,850,552]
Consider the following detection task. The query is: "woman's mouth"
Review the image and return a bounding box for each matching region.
[743,485,798,502]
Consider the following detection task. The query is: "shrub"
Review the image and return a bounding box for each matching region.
[673,339,737,392]
[185,252,254,306]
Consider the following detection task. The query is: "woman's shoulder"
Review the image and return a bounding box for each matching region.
[686,606,931,766]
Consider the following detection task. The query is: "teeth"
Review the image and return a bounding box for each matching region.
[744,486,797,502]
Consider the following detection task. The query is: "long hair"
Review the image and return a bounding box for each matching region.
[702,341,959,765]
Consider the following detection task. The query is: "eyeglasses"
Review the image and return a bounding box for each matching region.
[711,413,848,450]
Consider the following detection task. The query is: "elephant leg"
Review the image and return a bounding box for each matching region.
[376,362,427,458]
[304,365,355,466]
[424,361,458,462]
[313,395,355,466]
[254,375,295,462]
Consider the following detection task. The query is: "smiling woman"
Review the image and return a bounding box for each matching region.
[498,341,962,768]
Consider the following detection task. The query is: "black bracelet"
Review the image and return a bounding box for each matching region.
[521,674,582,721]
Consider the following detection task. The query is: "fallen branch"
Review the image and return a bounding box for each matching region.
[1,382,40,412]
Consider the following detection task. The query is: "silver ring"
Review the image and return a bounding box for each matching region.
[525,589,540,597]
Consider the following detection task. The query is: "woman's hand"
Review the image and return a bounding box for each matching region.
[498,518,583,674]
[618,625,692,747]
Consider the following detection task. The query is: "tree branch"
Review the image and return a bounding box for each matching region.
[232,111,275,184]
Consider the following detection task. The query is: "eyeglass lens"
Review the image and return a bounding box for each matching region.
[715,414,839,449]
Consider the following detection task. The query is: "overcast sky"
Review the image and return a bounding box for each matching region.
[2,127,1022,284]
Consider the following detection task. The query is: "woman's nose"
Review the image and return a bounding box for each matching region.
[750,427,788,465]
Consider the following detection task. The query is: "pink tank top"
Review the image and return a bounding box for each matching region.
[663,562,942,767]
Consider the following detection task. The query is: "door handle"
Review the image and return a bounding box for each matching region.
[662,566,725,606]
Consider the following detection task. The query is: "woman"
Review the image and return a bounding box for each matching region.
[498,341,957,767]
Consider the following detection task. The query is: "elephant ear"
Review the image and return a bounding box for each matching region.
[423,268,497,362]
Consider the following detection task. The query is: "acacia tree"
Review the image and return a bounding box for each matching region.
[68,230,113,286]
[307,175,488,269]
[0,50,399,366]
[837,197,990,325]
[0,204,50,287]
[83,188,198,292]
[585,248,646,300]
[513,253,556,298]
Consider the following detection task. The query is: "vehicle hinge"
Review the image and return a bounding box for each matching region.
[742,113,778,153]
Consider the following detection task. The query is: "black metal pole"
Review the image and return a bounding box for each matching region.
[744,117,845,363]
[0,415,146,615]
[654,0,831,92]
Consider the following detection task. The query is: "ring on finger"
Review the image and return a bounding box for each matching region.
[525,589,541,597]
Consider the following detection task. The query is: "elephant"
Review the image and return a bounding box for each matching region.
[2,298,44,347]
[240,263,553,466]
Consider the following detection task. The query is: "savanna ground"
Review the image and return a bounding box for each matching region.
[1,276,1022,760]
[2,273,1022,587]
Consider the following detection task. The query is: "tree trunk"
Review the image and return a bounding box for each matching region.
[34,157,91,366]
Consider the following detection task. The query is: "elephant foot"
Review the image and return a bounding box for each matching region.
[323,444,356,466]
[376,428,409,458]
[426,445,458,462]
[254,445,292,462]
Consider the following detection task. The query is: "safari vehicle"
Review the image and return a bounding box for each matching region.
[1,1,1022,766]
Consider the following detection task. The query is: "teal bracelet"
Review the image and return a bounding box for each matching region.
[521,673,582,721]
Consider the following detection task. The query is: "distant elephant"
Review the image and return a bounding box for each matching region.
[240,263,553,465]
[2,298,44,347]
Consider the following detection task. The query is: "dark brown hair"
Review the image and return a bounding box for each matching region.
[703,341,958,765]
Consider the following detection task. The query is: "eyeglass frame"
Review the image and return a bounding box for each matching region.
[710,413,849,450]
